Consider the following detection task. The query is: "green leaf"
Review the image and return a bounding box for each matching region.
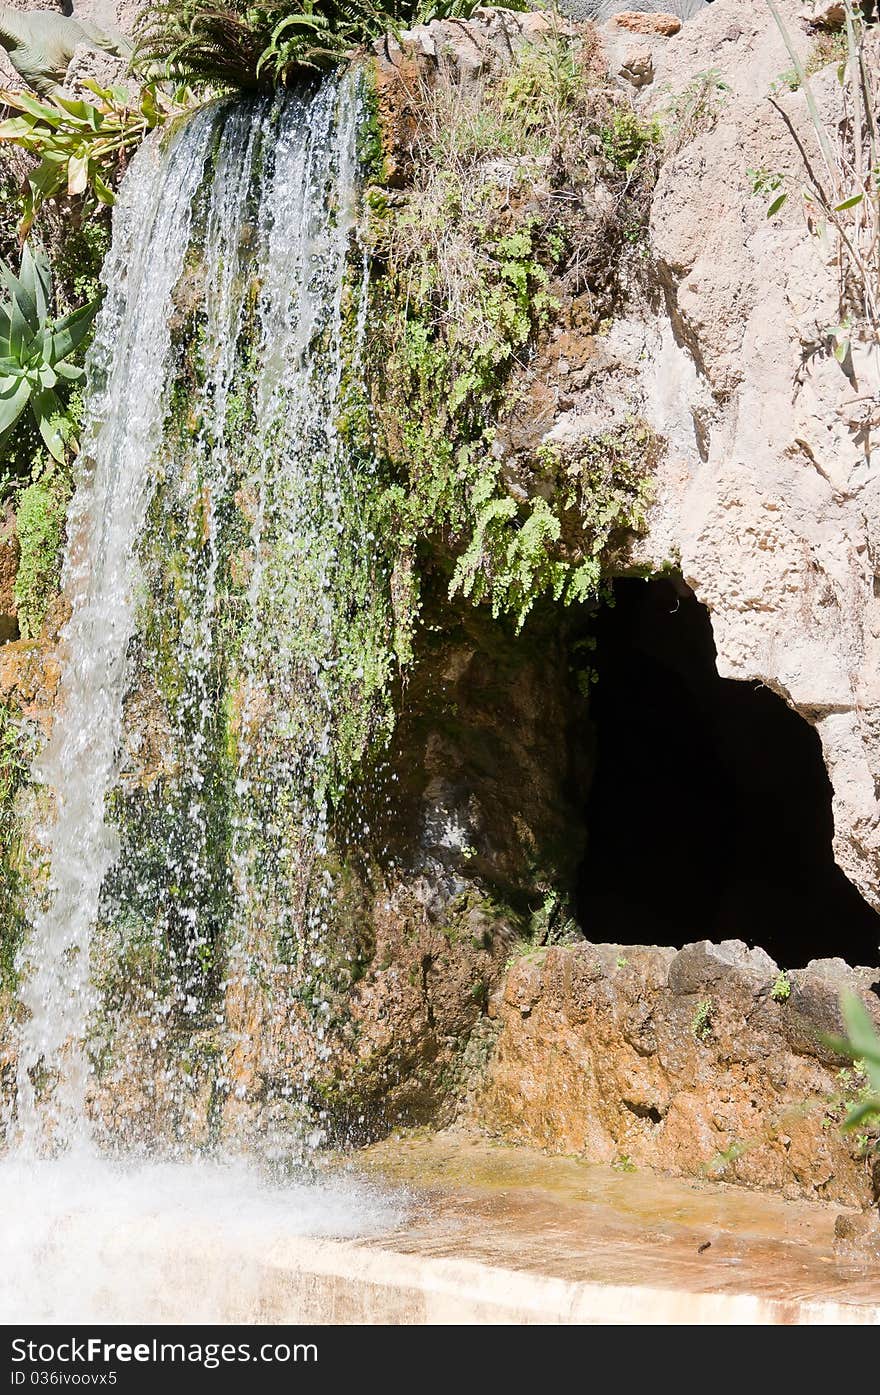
[0,89,61,124]
[7,293,31,361]
[0,116,39,141]
[843,1098,880,1131]
[834,193,864,211]
[0,258,31,327]
[0,376,30,435]
[91,171,116,206]
[27,158,67,200]
[271,11,329,40]
[53,96,102,130]
[834,337,851,363]
[53,361,83,382]
[767,192,788,217]
[17,243,52,325]
[30,386,67,462]
[841,992,880,1094]
[49,298,100,364]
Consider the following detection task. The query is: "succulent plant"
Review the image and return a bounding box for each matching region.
[0,243,99,462]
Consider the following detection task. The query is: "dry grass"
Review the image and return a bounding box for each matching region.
[381,24,657,368]
[768,0,880,347]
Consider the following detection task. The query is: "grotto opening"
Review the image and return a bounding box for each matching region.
[577,576,880,969]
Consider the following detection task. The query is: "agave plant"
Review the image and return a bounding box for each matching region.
[0,244,99,462]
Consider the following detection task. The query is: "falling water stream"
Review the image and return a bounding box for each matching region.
[0,77,403,1319]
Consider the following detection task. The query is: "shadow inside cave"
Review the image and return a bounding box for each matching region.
[576,576,880,968]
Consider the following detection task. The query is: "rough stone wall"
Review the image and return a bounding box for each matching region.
[461,938,880,1206]
[367,4,880,1203]
[618,0,880,918]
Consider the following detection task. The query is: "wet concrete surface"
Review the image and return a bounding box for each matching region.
[330,1131,880,1319]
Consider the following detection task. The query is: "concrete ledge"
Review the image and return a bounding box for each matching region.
[256,1237,880,1324]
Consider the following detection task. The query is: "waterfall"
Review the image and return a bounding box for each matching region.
[13,106,219,1150]
[12,73,384,1154]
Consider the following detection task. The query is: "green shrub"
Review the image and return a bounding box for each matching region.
[0,243,98,464]
[599,106,661,172]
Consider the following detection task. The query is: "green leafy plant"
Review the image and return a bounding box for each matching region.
[692,997,713,1041]
[0,243,98,463]
[662,67,730,154]
[748,165,789,217]
[770,969,792,1002]
[137,2,280,87]
[366,30,660,641]
[136,0,529,89]
[0,82,190,240]
[599,106,661,173]
[834,991,880,1131]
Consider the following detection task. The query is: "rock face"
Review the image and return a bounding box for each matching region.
[375,0,880,922]
[629,0,880,915]
[463,940,880,1206]
[613,10,683,35]
[258,595,588,1140]
[356,3,880,1203]
[562,0,708,19]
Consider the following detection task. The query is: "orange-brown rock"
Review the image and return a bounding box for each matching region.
[613,11,682,36]
[0,638,60,735]
[461,940,880,1207]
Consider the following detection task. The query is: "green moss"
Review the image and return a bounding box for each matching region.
[0,702,30,992]
[13,471,71,639]
[692,997,713,1041]
[51,214,111,316]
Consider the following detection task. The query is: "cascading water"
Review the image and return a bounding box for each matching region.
[0,73,404,1322]
[7,73,395,1173]
[13,105,221,1152]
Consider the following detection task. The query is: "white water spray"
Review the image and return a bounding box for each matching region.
[11,73,381,1153]
[14,107,219,1150]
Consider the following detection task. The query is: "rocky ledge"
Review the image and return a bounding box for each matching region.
[461,939,880,1207]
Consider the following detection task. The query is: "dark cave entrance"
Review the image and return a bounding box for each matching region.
[576,576,880,967]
